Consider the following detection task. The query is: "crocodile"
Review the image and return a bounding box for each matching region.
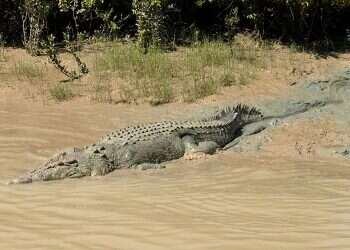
[8,104,262,184]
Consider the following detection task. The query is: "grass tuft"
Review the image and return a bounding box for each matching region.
[90,81,113,103]
[182,76,219,102]
[49,84,74,102]
[177,36,267,101]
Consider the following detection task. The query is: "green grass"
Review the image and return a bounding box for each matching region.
[93,43,174,104]
[90,34,290,103]
[177,37,269,100]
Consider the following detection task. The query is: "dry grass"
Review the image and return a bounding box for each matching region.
[0,35,6,62]
[13,60,46,81]
[0,46,6,63]
[0,34,343,104]
[91,83,113,103]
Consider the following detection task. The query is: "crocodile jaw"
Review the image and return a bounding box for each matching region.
[7,176,33,185]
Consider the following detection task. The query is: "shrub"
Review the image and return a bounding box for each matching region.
[132,0,165,51]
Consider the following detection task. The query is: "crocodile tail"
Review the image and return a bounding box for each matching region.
[232,104,263,123]
[206,104,262,123]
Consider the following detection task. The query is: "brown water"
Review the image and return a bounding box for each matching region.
[1,93,350,250]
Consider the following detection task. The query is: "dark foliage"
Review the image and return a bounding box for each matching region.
[0,0,349,49]
[0,0,22,44]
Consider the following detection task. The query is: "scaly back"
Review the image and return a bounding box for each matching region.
[97,104,262,146]
[203,104,262,124]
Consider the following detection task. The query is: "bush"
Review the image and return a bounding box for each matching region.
[1,0,350,50]
[132,0,166,51]
[0,0,22,44]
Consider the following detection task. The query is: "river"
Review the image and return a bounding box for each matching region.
[1,92,350,250]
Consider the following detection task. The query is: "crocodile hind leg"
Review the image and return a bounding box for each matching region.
[182,136,220,160]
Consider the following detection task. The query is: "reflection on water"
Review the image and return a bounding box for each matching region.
[1,96,350,250]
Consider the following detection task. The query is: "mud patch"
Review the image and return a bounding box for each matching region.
[225,67,350,162]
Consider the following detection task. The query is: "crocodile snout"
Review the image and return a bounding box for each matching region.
[7,176,33,185]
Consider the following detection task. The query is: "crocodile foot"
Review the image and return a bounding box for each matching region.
[133,163,166,170]
[184,152,207,160]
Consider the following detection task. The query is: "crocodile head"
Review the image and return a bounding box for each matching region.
[7,146,114,184]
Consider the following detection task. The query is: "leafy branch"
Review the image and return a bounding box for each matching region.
[44,34,89,81]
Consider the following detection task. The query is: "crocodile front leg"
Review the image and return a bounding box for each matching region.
[182,136,220,160]
[132,163,166,170]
